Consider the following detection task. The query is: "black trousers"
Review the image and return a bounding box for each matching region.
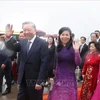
[0,68,11,91]
[17,75,44,100]
[79,59,85,81]
[0,68,3,91]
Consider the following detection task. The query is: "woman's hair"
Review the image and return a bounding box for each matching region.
[57,27,72,52]
[48,35,55,45]
[71,33,75,38]
[89,41,100,52]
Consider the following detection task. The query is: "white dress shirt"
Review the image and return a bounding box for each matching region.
[80,43,85,53]
[28,35,36,50]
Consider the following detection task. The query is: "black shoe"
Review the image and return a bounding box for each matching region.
[0,88,2,93]
[2,90,11,95]
[77,80,81,82]
[78,79,83,82]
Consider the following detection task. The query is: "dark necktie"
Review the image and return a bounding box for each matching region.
[27,41,31,54]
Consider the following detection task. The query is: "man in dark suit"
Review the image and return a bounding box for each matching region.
[5,22,48,100]
[90,32,98,42]
[0,41,11,93]
[79,36,88,82]
[1,31,17,95]
[17,31,25,73]
[94,30,100,42]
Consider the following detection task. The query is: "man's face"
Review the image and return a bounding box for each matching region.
[23,24,36,40]
[80,38,86,44]
[91,34,97,42]
[19,33,25,40]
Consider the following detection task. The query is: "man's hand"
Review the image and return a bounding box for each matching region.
[35,84,42,90]
[5,24,14,39]
[1,64,6,69]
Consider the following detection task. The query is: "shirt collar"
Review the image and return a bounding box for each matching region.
[97,38,100,42]
[28,35,36,43]
[81,43,86,46]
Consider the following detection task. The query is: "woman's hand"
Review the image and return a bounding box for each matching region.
[73,40,80,52]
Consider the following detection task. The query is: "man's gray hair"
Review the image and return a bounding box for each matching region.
[22,21,36,29]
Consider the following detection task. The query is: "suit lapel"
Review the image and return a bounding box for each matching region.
[26,37,39,60]
[81,44,86,53]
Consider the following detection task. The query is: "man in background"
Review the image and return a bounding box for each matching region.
[78,36,88,82]
[94,30,100,42]
[2,28,17,95]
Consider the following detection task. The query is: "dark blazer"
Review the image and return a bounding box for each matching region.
[5,37,17,61]
[17,52,21,72]
[15,36,48,86]
[48,45,55,62]
[79,43,88,60]
[47,45,56,77]
[0,50,11,70]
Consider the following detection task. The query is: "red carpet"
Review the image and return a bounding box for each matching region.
[43,86,81,100]
[78,86,81,100]
[43,94,48,100]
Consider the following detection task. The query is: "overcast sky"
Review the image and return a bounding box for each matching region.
[0,1,100,38]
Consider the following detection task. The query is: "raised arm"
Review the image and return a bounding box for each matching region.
[5,24,20,52]
[73,40,81,66]
[75,51,81,66]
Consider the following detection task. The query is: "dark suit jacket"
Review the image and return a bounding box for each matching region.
[17,52,21,72]
[0,50,11,70]
[15,36,48,86]
[79,44,88,60]
[79,44,88,68]
[48,45,55,62]
[5,37,17,61]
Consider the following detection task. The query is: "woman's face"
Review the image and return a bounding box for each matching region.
[48,37,53,44]
[89,43,97,53]
[60,30,70,45]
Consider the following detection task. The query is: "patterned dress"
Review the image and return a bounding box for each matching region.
[79,52,100,100]
[49,46,81,100]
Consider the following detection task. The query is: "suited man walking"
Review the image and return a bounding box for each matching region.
[0,41,11,93]
[5,22,48,100]
[79,36,88,82]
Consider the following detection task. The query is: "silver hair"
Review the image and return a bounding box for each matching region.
[22,21,36,29]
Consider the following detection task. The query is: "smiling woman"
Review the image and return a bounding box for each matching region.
[79,42,100,100]
[49,27,81,100]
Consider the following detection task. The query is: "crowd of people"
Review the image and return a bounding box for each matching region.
[0,21,100,100]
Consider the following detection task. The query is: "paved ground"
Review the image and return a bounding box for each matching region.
[0,79,52,100]
[0,68,82,100]
[0,81,82,100]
